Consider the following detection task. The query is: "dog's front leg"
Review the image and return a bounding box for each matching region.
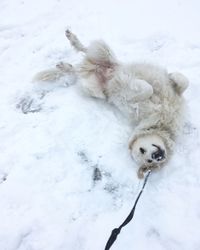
[129,79,154,102]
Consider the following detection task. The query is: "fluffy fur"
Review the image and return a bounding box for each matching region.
[34,30,189,178]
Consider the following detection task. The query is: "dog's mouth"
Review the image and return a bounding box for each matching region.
[138,164,160,178]
[152,144,165,161]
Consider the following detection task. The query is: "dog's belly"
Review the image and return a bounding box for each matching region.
[108,90,179,130]
[108,95,159,123]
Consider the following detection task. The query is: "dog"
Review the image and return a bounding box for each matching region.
[34,30,189,178]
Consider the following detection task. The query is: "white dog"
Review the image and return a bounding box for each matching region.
[34,30,189,178]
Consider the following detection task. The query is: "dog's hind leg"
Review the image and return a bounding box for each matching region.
[33,62,77,83]
[66,30,119,99]
[33,29,85,83]
[65,29,87,53]
[55,62,74,72]
[65,29,118,68]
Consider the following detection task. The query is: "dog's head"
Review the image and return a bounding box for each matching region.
[129,134,167,167]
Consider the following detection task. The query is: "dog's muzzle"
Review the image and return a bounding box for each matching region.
[152,145,165,161]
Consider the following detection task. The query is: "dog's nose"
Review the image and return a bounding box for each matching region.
[152,148,165,161]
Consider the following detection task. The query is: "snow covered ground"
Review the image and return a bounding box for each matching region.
[0,0,200,249]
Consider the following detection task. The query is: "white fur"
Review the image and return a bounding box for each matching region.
[34,30,189,174]
[33,62,76,84]
[131,134,166,166]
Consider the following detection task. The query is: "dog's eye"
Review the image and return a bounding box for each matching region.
[139,147,146,154]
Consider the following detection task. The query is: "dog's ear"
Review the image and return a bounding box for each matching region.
[128,139,133,150]
[128,135,137,150]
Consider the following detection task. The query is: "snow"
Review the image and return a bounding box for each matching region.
[0,0,200,249]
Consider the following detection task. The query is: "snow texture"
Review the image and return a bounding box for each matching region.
[0,0,200,249]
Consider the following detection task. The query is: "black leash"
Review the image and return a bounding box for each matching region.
[104,170,151,250]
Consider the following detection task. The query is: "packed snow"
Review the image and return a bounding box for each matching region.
[0,0,200,249]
